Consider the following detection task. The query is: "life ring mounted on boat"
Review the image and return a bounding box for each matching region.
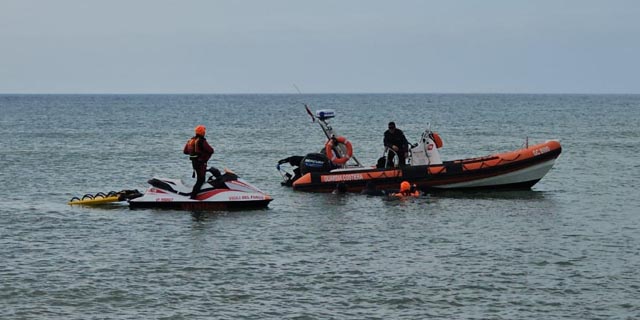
[431,132,443,148]
[325,136,353,165]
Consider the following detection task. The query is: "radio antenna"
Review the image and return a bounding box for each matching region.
[293,84,303,95]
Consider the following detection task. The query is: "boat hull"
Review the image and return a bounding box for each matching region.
[292,140,561,192]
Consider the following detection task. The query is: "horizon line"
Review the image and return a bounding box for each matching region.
[1,91,639,95]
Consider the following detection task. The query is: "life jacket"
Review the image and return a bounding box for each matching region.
[186,136,202,161]
[392,190,421,198]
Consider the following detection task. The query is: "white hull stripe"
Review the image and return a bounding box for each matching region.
[437,159,556,189]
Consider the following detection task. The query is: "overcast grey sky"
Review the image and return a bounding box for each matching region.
[1,0,639,94]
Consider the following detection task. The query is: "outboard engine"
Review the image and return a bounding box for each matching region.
[300,153,333,175]
[410,128,443,166]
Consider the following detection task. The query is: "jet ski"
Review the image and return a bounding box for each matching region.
[278,107,561,192]
[129,168,273,210]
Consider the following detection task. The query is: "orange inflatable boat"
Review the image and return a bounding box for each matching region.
[277,108,561,193]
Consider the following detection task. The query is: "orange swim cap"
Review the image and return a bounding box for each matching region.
[195,125,206,136]
[400,181,410,192]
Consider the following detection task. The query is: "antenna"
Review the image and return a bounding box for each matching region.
[293,84,303,95]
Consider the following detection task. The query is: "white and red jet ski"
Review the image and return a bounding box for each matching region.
[129,169,272,210]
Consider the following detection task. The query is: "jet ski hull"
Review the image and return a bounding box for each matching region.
[129,199,272,210]
[129,174,273,210]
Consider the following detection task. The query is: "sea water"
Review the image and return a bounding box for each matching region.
[1,94,639,319]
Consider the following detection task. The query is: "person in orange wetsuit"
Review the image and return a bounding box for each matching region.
[183,125,214,199]
[392,181,420,198]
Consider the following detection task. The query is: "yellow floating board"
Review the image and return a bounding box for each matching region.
[68,195,121,205]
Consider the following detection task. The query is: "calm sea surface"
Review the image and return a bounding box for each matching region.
[1,94,639,319]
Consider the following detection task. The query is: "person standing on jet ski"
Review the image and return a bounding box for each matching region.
[183,125,214,199]
[384,121,410,167]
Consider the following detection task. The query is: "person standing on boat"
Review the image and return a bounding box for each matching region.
[183,125,214,199]
[383,121,410,167]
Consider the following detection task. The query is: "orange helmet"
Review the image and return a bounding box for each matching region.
[195,125,206,136]
[400,181,410,192]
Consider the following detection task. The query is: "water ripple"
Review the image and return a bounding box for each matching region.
[1,94,639,319]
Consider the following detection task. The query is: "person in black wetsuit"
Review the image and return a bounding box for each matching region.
[183,125,214,199]
[383,121,410,167]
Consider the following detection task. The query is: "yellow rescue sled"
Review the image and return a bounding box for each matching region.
[68,190,142,206]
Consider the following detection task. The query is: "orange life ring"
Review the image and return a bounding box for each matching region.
[325,136,353,165]
[432,132,443,148]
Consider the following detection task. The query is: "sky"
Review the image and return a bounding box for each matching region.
[1,0,639,94]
